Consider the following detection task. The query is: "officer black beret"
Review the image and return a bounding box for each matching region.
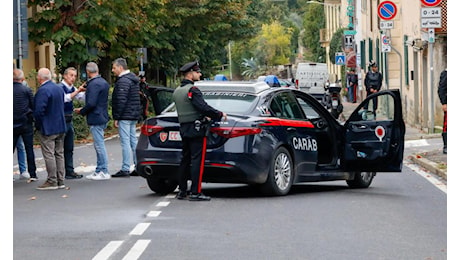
[179,61,201,73]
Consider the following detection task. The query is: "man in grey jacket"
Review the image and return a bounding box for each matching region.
[111,58,141,177]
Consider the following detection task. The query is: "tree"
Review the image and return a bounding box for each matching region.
[27,0,257,83]
[301,3,325,62]
[254,21,292,67]
[329,28,346,64]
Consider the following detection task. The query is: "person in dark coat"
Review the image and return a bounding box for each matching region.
[34,68,67,190]
[13,68,38,181]
[75,62,111,181]
[173,61,227,201]
[438,68,447,154]
[364,60,383,117]
[111,58,141,177]
[346,68,358,103]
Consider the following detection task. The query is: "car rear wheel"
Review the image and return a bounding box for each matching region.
[146,177,178,195]
[346,172,375,188]
[260,147,293,196]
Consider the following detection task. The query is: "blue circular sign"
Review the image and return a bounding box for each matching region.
[421,0,442,7]
[378,1,397,21]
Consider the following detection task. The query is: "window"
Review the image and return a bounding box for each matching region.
[269,92,303,119]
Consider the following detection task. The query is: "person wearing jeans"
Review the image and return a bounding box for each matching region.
[75,62,111,181]
[110,58,141,177]
[90,124,109,175]
[13,69,37,182]
[117,120,137,174]
[16,137,28,177]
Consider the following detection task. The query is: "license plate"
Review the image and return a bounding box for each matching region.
[168,131,182,141]
[332,100,338,107]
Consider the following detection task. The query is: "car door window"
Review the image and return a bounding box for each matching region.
[296,97,320,120]
[354,94,395,121]
[269,92,304,119]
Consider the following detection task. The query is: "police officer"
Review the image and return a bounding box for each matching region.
[364,60,383,117]
[173,61,227,201]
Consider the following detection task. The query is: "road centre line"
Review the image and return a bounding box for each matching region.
[156,201,170,207]
[147,211,162,217]
[122,240,151,260]
[92,240,123,260]
[129,223,151,236]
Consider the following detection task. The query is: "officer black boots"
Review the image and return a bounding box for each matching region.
[442,132,447,154]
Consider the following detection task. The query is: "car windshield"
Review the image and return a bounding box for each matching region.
[164,91,257,114]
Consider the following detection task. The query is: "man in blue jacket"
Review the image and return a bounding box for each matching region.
[33,68,67,190]
[75,62,111,181]
[110,58,141,177]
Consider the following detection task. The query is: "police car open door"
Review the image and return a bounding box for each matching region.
[147,87,174,115]
[342,90,405,172]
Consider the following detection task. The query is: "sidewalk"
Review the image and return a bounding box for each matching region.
[341,101,447,181]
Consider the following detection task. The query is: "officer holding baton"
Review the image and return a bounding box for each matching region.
[173,61,227,201]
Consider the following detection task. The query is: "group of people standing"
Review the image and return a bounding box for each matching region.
[13,58,142,190]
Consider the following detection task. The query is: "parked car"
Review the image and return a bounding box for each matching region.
[136,81,405,196]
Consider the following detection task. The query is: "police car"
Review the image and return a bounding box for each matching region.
[136,81,405,196]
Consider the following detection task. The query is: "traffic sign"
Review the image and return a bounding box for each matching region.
[421,7,441,18]
[420,0,442,7]
[381,34,391,53]
[335,52,345,66]
[378,1,397,21]
[344,30,357,35]
[380,21,394,29]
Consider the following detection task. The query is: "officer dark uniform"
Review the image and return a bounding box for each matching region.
[364,60,383,116]
[173,61,227,201]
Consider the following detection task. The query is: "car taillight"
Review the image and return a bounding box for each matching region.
[295,79,299,87]
[210,127,262,138]
[141,124,164,136]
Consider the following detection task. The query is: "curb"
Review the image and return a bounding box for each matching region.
[409,155,447,181]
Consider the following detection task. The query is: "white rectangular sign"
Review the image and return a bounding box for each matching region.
[421,8,441,18]
[380,21,394,29]
[421,18,442,28]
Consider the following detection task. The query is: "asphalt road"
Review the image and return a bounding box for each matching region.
[12,135,447,260]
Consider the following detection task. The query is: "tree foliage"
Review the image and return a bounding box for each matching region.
[329,28,346,64]
[28,0,257,82]
[302,3,325,62]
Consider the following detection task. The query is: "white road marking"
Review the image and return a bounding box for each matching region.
[405,139,429,148]
[129,223,151,236]
[156,201,170,207]
[92,240,123,260]
[165,194,176,199]
[147,211,161,217]
[122,240,151,260]
[405,161,447,193]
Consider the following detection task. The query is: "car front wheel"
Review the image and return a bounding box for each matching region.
[146,177,178,195]
[346,172,375,188]
[260,147,294,196]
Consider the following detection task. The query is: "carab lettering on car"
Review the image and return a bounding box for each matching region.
[292,137,317,151]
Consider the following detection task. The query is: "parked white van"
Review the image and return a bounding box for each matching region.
[295,62,329,101]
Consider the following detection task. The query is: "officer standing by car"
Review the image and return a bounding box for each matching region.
[173,61,227,201]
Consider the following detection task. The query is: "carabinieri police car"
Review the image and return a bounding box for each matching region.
[136,81,405,196]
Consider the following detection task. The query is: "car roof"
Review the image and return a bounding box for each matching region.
[195,80,271,94]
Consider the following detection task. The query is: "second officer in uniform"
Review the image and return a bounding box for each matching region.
[173,61,227,201]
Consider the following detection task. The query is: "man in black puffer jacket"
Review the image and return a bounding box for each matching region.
[111,58,141,177]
